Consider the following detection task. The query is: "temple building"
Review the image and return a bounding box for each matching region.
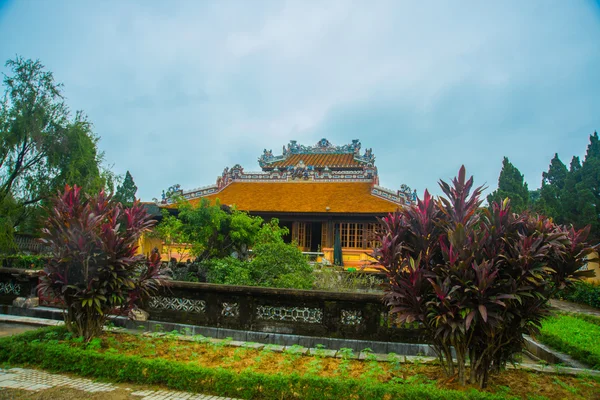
[159,139,415,268]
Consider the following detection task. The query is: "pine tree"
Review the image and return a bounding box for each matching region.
[487,157,529,213]
[114,171,138,207]
[561,156,582,226]
[577,132,600,238]
[536,153,568,221]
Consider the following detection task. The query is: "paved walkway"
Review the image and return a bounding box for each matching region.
[550,299,600,317]
[0,368,239,400]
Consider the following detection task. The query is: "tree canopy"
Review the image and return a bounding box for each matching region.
[526,132,600,241]
[0,56,111,250]
[535,153,568,220]
[114,170,138,207]
[487,157,529,213]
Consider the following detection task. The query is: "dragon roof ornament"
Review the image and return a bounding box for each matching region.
[258,138,375,167]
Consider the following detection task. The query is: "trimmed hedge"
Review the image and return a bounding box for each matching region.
[537,315,600,369]
[0,327,510,400]
[556,281,600,309]
[0,254,48,269]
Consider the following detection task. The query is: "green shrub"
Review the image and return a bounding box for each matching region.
[0,330,511,400]
[313,267,384,292]
[202,242,313,289]
[537,314,600,369]
[0,254,49,269]
[250,241,313,289]
[556,281,600,309]
[205,257,254,286]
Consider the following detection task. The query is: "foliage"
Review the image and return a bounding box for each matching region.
[0,56,113,240]
[203,242,313,289]
[535,154,568,220]
[0,194,19,253]
[151,209,191,262]
[204,257,253,286]
[176,199,260,261]
[372,166,596,388]
[313,267,384,292]
[570,132,600,238]
[0,253,49,269]
[154,198,312,288]
[487,157,529,213]
[250,241,313,289]
[530,132,600,240]
[556,281,600,309]
[52,113,107,196]
[0,327,518,400]
[537,314,600,369]
[559,156,583,227]
[38,185,170,341]
[113,170,138,208]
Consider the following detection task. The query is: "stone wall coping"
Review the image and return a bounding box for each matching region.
[166,280,384,302]
[0,267,42,277]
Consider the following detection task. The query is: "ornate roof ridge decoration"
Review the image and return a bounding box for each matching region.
[158,138,416,206]
[372,184,417,205]
[258,138,375,168]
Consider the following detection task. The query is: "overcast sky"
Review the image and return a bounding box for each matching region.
[1,1,599,201]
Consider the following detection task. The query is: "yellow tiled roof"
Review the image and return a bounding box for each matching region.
[191,181,399,213]
[267,153,361,168]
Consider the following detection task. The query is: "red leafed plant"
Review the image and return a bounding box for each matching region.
[372,166,596,388]
[38,185,170,341]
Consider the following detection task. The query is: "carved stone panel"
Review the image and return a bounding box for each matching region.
[0,281,21,295]
[149,296,206,313]
[256,305,323,324]
[221,302,239,318]
[341,309,363,325]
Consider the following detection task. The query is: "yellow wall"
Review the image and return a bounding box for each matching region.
[585,252,600,284]
[137,235,162,258]
[322,247,380,271]
[136,234,192,262]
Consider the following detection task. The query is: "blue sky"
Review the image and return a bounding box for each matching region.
[1,1,599,201]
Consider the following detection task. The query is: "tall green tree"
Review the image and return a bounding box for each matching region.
[114,170,138,207]
[561,156,583,226]
[487,157,529,213]
[573,132,600,238]
[0,57,111,247]
[536,153,568,220]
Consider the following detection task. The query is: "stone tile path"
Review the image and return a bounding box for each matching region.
[550,299,600,317]
[0,368,239,400]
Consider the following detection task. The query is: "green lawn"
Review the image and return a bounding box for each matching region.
[537,314,600,369]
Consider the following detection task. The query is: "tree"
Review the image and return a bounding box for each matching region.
[0,57,112,247]
[52,114,106,195]
[577,132,600,239]
[114,170,138,207]
[177,199,264,261]
[561,156,583,226]
[487,157,529,213]
[250,241,313,289]
[152,209,191,262]
[38,185,169,341]
[536,153,568,220]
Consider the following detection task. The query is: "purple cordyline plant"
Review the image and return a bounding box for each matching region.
[372,166,596,388]
[38,185,170,341]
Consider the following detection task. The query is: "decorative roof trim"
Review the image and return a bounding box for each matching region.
[258,138,375,168]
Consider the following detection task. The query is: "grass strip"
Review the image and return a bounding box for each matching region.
[0,326,510,400]
[537,315,600,369]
